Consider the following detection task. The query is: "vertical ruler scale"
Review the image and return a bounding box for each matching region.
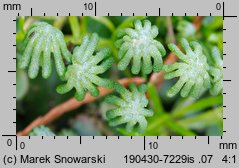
[0,0,238,167]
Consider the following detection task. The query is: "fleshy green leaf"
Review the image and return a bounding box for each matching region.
[18,22,72,79]
[164,38,211,98]
[115,19,166,74]
[57,33,114,101]
[208,46,223,95]
[105,82,153,133]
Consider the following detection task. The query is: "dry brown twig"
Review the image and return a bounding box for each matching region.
[166,16,176,44]
[17,16,204,136]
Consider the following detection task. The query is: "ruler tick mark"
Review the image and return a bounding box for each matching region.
[223,2,225,20]
[224,16,238,18]
[223,2,238,20]
[16,136,18,150]
[94,1,97,16]
[143,136,146,150]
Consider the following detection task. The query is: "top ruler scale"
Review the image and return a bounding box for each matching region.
[0,0,238,167]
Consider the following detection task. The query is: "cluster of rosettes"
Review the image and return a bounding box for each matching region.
[115,19,166,75]
[29,125,55,136]
[57,33,114,101]
[18,22,72,79]
[105,83,154,133]
[163,38,211,98]
[209,47,223,95]
[19,19,223,134]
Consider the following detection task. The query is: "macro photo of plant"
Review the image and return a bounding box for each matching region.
[16,16,223,136]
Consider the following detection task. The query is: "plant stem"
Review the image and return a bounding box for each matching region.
[172,95,223,119]
[69,16,81,42]
[147,83,196,136]
[166,16,176,44]
[17,77,145,136]
[178,106,223,129]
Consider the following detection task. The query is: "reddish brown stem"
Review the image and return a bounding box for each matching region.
[17,77,145,136]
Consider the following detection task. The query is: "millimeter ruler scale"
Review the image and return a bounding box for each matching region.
[0,0,238,167]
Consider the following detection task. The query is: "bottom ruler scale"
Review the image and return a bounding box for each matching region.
[1,136,238,167]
